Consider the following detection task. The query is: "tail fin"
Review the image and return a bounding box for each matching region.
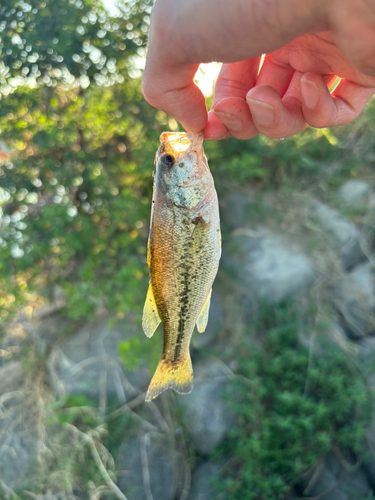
[145,355,193,402]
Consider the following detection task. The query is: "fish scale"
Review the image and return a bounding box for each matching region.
[142,132,221,401]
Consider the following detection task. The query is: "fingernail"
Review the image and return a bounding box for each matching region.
[301,79,319,109]
[212,111,242,131]
[247,99,274,126]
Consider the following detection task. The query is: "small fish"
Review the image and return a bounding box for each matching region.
[143,131,221,401]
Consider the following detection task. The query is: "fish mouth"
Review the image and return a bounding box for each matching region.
[159,132,203,156]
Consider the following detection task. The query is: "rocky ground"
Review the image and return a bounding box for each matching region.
[1,179,375,499]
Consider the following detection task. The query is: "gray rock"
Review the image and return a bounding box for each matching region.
[189,461,225,500]
[228,229,316,304]
[334,262,375,338]
[0,362,37,492]
[49,317,150,402]
[337,181,372,208]
[116,432,184,500]
[192,293,223,349]
[298,451,371,500]
[309,201,365,269]
[177,361,235,455]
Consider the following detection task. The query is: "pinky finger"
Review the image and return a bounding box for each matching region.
[301,72,375,128]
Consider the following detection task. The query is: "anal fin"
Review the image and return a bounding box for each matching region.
[142,284,161,338]
[196,289,212,333]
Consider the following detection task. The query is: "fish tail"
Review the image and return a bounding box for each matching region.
[145,354,193,402]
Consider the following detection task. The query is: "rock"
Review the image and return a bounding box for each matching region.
[48,316,150,402]
[337,181,373,208]
[333,262,375,339]
[298,451,371,500]
[309,201,365,270]
[177,360,235,455]
[227,228,316,304]
[189,461,225,500]
[192,293,223,349]
[116,432,184,500]
[0,362,37,492]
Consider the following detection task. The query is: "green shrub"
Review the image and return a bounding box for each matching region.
[214,303,373,500]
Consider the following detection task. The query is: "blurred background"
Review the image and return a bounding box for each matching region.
[1,0,375,499]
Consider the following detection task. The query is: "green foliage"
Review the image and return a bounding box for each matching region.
[214,303,373,500]
[0,0,169,327]
[0,0,152,86]
[205,128,337,186]
[118,329,161,372]
[46,393,96,427]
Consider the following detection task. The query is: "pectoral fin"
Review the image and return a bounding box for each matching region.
[142,284,161,338]
[196,289,212,333]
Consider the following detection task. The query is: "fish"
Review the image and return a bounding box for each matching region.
[143,131,221,402]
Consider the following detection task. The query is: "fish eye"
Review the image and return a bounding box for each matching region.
[160,153,175,167]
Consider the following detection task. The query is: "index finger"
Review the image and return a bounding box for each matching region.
[142,57,207,133]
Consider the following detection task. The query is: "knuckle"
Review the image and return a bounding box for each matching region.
[306,117,328,128]
[303,105,334,129]
[306,115,331,128]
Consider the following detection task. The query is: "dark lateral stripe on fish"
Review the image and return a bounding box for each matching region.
[173,259,191,363]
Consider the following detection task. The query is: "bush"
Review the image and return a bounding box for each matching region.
[214,303,374,500]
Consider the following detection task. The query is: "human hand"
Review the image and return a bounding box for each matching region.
[142,0,375,140]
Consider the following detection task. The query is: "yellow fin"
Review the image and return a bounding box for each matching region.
[145,355,193,402]
[142,284,161,338]
[196,289,212,333]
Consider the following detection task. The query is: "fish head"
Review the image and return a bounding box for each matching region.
[155,132,214,210]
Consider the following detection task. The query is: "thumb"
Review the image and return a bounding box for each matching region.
[142,61,207,133]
